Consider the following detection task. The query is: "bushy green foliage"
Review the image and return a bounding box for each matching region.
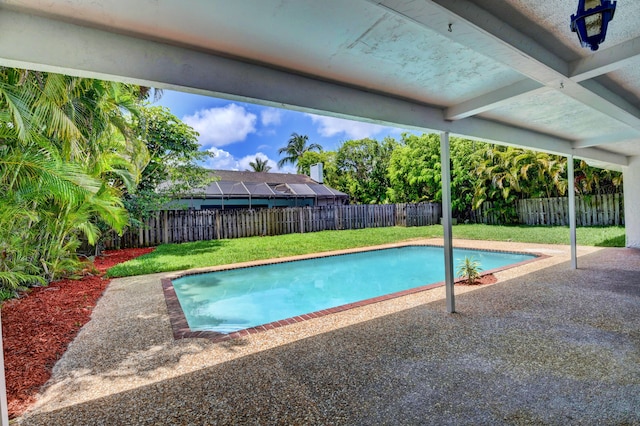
[450,139,488,219]
[387,133,442,203]
[574,159,622,194]
[280,133,622,221]
[471,145,622,222]
[298,150,338,183]
[473,146,568,212]
[0,69,143,291]
[387,134,487,219]
[333,137,397,204]
[123,105,214,228]
[0,70,212,297]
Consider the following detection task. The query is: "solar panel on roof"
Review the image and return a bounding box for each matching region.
[231,182,249,195]
[204,181,223,196]
[306,183,334,196]
[193,177,346,200]
[243,182,275,196]
[214,181,249,195]
[286,184,316,196]
[272,184,292,195]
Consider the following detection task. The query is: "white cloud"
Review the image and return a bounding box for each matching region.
[306,114,391,139]
[204,147,296,174]
[260,108,282,127]
[204,147,239,170]
[183,104,257,148]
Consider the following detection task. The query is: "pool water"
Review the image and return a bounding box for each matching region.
[172,246,535,333]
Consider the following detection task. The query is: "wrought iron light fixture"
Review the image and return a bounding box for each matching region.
[570,0,616,51]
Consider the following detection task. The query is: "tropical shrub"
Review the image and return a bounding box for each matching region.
[0,68,147,295]
[455,256,483,285]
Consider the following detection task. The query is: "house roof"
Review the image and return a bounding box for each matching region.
[211,170,320,185]
[197,170,348,199]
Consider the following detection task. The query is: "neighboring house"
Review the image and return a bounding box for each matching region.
[173,170,349,210]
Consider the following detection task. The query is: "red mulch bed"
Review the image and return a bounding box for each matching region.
[1,248,154,419]
[456,273,497,286]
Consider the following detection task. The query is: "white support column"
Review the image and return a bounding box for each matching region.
[623,156,640,248]
[0,313,10,426]
[440,132,455,313]
[568,155,578,269]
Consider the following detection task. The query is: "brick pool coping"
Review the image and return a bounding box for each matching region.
[162,243,546,343]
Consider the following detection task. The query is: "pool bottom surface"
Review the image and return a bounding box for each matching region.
[165,245,538,339]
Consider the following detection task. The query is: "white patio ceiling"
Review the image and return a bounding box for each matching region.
[0,0,639,169]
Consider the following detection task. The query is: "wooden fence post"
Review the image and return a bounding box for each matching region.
[162,210,169,244]
[215,210,221,240]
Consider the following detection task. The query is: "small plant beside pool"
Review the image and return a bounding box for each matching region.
[456,256,483,285]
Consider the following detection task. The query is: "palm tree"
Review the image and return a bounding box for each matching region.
[247,157,272,172]
[0,68,147,291]
[277,133,322,172]
[514,150,566,198]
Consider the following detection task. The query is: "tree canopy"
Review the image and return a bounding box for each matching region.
[123,105,213,227]
[333,137,397,204]
[283,132,622,222]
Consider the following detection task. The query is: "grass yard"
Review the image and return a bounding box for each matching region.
[106,224,625,277]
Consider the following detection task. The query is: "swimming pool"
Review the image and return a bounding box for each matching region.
[169,245,536,334]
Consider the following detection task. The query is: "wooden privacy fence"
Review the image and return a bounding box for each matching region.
[474,193,624,226]
[106,202,441,249]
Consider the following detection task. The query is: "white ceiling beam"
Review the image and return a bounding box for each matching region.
[368,0,566,82]
[574,79,640,130]
[572,130,640,148]
[572,147,628,170]
[377,0,640,131]
[450,122,626,167]
[570,36,640,82]
[0,7,627,168]
[368,0,559,122]
[445,80,546,121]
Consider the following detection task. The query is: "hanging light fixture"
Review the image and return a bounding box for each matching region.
[570,0,616,51]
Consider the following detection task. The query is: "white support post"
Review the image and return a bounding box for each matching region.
[623,156,640,248]
[0,313,10,426]
[568,155,578,269]
[440,132,455,313]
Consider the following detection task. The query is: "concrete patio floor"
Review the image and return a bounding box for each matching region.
[15,240,640,425]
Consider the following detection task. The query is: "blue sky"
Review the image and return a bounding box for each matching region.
[153,90,410,173]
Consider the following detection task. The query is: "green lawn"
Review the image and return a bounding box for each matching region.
[106,224,625,277]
